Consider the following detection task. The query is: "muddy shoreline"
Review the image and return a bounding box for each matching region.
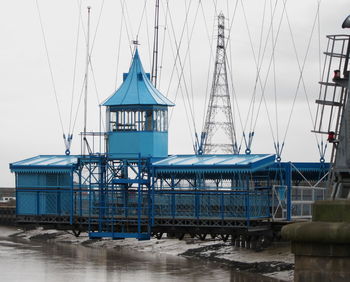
[9,227,294,281]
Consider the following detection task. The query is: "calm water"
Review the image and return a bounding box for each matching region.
[0,226,277,282]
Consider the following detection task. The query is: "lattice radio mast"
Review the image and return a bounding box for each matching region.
[200,13,238,154]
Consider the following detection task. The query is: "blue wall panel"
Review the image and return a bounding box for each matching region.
[16,172,72,216]
[108,131,168,157]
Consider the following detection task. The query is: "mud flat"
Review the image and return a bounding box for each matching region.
[11,228,294,281]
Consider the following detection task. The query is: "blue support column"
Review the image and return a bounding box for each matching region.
[195,175,199,219]
[79,168,82,217]
[15,174,18,216]
[220,192,224,220]
[137,157,141,235]
[36,191,39,215]
[70,168,74,225]
[147,163,152,234]
[285,162,292,221]
[246,175,250,226]
[171,175,175,219]
[151,167,155,226]
[88,162,92,234]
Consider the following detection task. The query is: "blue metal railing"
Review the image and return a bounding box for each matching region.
[16,186,270,224]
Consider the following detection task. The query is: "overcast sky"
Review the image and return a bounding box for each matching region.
[0,0,348,187]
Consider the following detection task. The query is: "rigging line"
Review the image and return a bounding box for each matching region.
[185,0,195,121]
[136,0,148,38]
[239,0,277,140]
[176,1,201,133]
[123,1,135,41]
[240,0,259,137]
[89,0,105,55]
[316,0,325,145]
[200,1,217,130]
[158,0,170,88]
[281,0,320,149]
[165,0,194,97]
[235,0,266,150]
[270,0,279,144]
[227,59,244,145]
[177,87,197,148]
[224,0,242,133]
[144,2,153,74]
[114,2,124,90]
[35,0,65,135]
[226,0,235,137]
[88,59,102,106]
[284,2,320,135]
[226,0,230,22]
[119,0,133,56]
[212,0,218,18]
[89,62,105,131]
[240,0,279,144]
[251,0,286,137]
[165,0,198,130]
[256,0,268,77]
[166,29,195,140]
[317,1,322,85]
[248,0,276,138]
[76,1,104,61]
[71,76,86,134]
[166,32,196,147]
[69,0,83,135]
[168,0,201,134]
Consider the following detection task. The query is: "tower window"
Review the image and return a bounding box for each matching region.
[109,109,168,132]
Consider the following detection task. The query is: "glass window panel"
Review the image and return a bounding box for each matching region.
[135,111,140,131]
[164,110,168,131]
[110,111,117,131]
[160,110,164,131]
[157,110,161,132]
[109,109,172,132]
[145,110,153,131]
[153,110,157,131]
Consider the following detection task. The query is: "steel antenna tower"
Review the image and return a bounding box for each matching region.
[200,13,238,154]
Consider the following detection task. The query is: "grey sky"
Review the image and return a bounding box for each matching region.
[0,0,349,187]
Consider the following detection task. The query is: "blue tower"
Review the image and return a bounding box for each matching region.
[103,49,174,158]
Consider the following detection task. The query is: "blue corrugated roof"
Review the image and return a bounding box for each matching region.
[10,155,78,173]
[151,154,276,173]
[103,49,174,107]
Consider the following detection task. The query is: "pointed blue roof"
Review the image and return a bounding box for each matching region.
[103,49,174,107]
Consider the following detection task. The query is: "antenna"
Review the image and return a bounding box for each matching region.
[83,6,91,155]
[151,0,160,88]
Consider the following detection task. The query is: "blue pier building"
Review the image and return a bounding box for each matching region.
[10,49,329,241]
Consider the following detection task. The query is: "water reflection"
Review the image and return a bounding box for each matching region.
[0,227,277,282]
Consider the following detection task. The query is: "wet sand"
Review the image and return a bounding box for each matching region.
[7,227,294,281]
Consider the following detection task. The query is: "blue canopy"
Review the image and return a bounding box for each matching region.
[151,154,276,174]
[10,155,78,174]
[103,49,174,107]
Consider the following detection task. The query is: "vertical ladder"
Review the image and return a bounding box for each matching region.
[312,34,350,198]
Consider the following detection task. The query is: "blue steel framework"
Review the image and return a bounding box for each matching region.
[9,50,330,240]
[10,154,329,240]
